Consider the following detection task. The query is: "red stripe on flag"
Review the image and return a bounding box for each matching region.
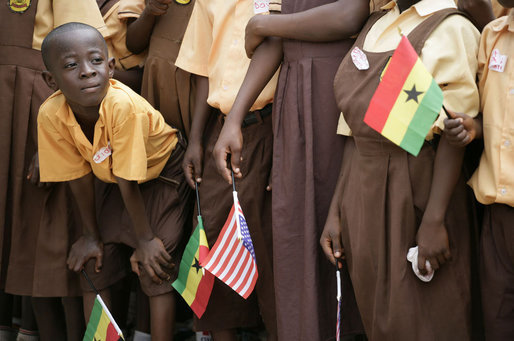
[233,255,255,294]
[106,322,120,341]
[219,243,245,283]
[224,247,248,286]
[190,272,215,318]
[364,36,419,132]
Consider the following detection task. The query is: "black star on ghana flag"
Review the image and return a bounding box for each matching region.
[192,257,202,273]
[403,84,424,103]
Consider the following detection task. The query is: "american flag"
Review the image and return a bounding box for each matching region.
[200,191,258,299]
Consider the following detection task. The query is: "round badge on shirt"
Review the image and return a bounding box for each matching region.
[175,0,191,4]
[8,0,31,13]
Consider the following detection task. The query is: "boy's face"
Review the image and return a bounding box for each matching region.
[43,29,114,113]
[498,0,514,8]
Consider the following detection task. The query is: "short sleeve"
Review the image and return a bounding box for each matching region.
[421,15,480,135]
[38,115,91,182]
[118,0,145,19]
[111,112,150,181]
[175,0,212,77]
[269,0,281,13]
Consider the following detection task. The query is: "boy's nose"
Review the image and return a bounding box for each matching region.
[80,63,97,78]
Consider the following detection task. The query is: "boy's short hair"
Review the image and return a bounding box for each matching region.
[41,22,107,70]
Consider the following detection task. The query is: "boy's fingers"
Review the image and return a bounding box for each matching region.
[144,264,161,284]
[183,163,195,189]
[213,147,232,183]
[94,254,103,273]
[428,257,439,271]
[231,149,242,179]
[320,238,336,265]
[160,249,172,263]
[444,249,452,262]
[417,254,427,275]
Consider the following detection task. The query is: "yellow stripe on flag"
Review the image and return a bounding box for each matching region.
[182,249,203,305]
[381,58,433,144]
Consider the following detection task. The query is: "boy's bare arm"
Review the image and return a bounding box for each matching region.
[416,134,465,275]
[126,0,173,54]
[213,37,283,183]
[246,0,369,57]
[182,75,211,188]
[67,173,103,273]
[458,0,495,31]
[115,177,173,284]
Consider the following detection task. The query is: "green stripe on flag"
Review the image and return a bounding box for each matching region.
[400,80,443,156]
[172,222,200,294]
[83,296,103,341]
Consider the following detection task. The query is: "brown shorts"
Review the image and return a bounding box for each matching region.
[192,109,276,336]
[82,133,193,296]
[480,203,514,340]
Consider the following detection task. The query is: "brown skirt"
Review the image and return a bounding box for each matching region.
[480,203,514,340]
[1,47,81,297]
[84,134,193,297]
[192,111,276,336]
[337,137,477,340]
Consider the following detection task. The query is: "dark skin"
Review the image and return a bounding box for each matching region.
[125,0,173,54]
[41,28,175,340]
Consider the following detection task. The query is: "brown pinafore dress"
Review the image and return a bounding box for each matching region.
[140,0,195,137]
[333,9,476,340]
[271,1,364,340]
[0,0,81,296]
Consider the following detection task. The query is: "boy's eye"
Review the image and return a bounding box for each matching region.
[92,57,103,63]
[64,62,77,69]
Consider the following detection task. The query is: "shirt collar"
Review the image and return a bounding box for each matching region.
[488,9,514,33]
[382,0,457,16]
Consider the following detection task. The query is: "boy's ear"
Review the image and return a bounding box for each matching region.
[108,57,115,78]
[42,71,59,91]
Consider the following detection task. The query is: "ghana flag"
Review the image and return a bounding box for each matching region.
[172,216,214,318]
[363,35,444,156]
[83,295,124,341]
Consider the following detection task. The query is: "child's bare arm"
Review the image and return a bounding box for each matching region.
[213,37,283,184]
[458,0,495,31]
[126,0,173,54]
[67,173,103,273]
[182,75,211,188]
[416,134,465,275]
[115,176,173,284]
[443,109,483,147]
[245,0,369,57]
[320,158,346,267]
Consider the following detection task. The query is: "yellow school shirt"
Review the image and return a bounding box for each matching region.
[175,0,280,114]
[32,0,109,50]
[337,0,480,138]
[103,2,146,70]
[38,79,177,183]
[469,12,514,206]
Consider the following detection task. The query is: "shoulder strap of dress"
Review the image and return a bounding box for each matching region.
[354,10,389,48]
[97,0,119,17]
[407,8,470,55]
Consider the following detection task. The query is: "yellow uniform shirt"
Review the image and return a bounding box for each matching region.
[32,0,109,50]
[38,79,177,183]
[103,1,146,70]
[337,0,480,138]
[469,12,514,206]
[175,0,280,114]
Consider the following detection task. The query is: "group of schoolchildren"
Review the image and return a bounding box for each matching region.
[0,0,513,340]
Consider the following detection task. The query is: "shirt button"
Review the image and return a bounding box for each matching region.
[504,140,511,147]
[510,89,514,95]
[223,85,229,91]
[500,188,507,195]
[233,39,239,45]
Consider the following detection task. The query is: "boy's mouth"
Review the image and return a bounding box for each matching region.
[81,84,101,92]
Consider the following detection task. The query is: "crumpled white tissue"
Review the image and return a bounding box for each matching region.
[407,246,434,282]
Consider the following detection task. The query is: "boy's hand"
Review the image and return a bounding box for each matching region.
[245,15,266,58]
[443,109,476,147]
[182,142,204,189]
[133,237,174,284]
[213,122,243,184]
[416,220,451,275]
[320,208,345,268]
[27,152,51,188]
[67,235,103,273]
[145,0,172,16]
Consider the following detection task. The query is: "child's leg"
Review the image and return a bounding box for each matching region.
[31,297,66,340]
[61,297,85,341]
[148,292,175,341]
[135,283,151,335]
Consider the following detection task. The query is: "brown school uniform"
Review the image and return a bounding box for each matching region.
[333,7,479,340]
[119,0,195,137]
[175,0,278,334]
[38,80,192,297]
[0,0,106,297]
[270,0,363,339]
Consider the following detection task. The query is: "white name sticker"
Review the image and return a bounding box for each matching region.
[93,142,111,164]
[254,0,269,14]
[489,48,508,73]
[351,47,369,71]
